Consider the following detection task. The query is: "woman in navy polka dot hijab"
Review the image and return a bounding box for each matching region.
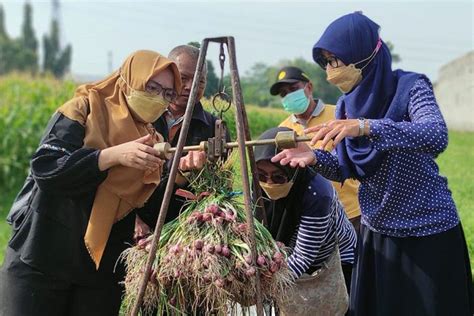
[272,12,473,316]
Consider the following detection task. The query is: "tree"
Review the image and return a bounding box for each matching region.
[204,60,219,97]
[20,2,38,73]
[386,41,401,63]
[0,38,19,74]
[0,4,11,74]
[186,41,220,97]
[187,41,200,48]
[0,4,39,75]
[240,62,276,107]
[0,5,8,40]
[0,3,71,76]
[43,19,72,78]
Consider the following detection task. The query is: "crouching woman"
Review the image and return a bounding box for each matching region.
[254,127,356,315]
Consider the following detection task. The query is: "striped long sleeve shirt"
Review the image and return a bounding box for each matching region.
[287,174,357,278]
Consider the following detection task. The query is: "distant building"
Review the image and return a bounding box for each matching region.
[434,51,474,131]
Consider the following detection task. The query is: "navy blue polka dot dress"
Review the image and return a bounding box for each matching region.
[312,78,473,315]
[314,78,458,237]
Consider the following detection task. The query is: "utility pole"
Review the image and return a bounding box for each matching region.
[52,0,64,48]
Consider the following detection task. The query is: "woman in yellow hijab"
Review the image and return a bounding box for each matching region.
[0,50,181,316]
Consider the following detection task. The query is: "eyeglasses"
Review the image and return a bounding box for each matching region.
[315,55,340,70]
[145,81,178,102]
[257,172,288,184]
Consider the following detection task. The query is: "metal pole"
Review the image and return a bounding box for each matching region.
[227,36,265,316]
[159,135,312,155]
[130,38,210,316]
[234,101,266,226]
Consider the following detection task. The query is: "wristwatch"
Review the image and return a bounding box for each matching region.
[358,118,366,137]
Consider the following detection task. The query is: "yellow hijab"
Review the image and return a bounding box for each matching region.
[58,50,182,269]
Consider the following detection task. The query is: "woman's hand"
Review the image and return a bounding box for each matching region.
[271,142,316,168]
[178,150,206,171]
[98,134,163,171]
[304,119,365,149]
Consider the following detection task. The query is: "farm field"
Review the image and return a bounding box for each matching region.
[0,75,472,277]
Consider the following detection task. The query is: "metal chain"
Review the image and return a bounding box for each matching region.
[213,42,231,119]
[218,42,226,93]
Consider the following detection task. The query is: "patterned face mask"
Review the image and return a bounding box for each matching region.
[126,88,169,123]
[121,74,170,123]
[326,38,382,93]
[259,168,299,200]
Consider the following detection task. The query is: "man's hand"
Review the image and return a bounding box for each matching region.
[134,215,151,244]
[178,150,206,171]
[271,142,317,168]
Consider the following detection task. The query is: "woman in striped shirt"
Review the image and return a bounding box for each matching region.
[254,127,357,292]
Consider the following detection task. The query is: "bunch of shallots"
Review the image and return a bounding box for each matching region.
[121,160,294,315]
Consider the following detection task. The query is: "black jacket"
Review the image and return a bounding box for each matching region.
[154,101,228,150]
[137,102,230,227]
[5,113,135,286]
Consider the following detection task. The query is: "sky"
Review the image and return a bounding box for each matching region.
[2,0,473,82]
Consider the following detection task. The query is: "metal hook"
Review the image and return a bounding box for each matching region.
[217,43,226,94]
[212,91,232,118]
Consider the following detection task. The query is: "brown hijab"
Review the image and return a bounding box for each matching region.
[58,50,182,269]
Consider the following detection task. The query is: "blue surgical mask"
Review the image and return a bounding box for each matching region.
[281,88,310,114]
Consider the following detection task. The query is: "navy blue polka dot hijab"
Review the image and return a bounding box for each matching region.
[313,12,421,180]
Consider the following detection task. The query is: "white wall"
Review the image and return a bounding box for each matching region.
[434,51,474,131]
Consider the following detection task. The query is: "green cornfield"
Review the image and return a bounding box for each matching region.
[0,74,472,278]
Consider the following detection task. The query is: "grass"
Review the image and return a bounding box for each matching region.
[0,221,9,263]
[437,131,474,269]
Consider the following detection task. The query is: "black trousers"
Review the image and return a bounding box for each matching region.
[349,215,361,235]
[0,247,123,316]
[350,224,473,316]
